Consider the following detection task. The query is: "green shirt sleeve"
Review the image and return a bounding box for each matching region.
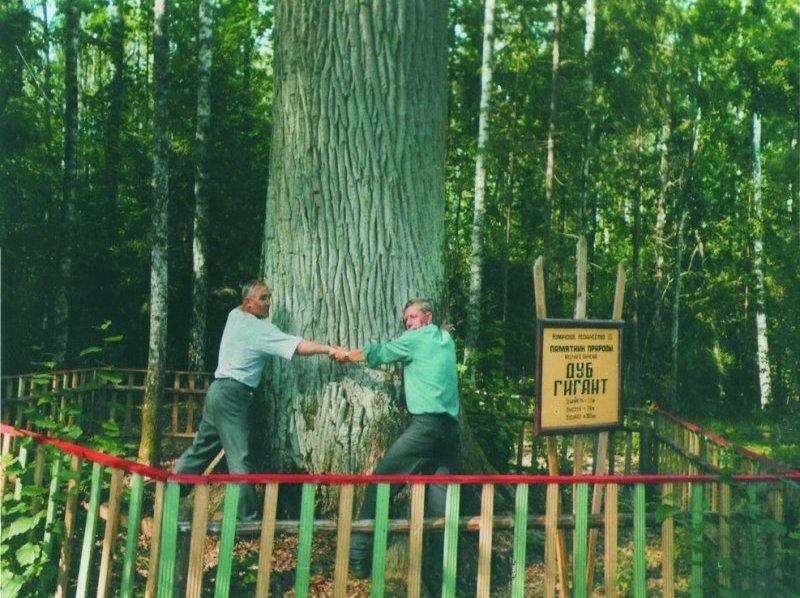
[363,330,415,367]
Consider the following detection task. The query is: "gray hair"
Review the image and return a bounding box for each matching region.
[241,279,266,302]
[404,298,434,315]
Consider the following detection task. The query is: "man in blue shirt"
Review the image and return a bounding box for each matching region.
[331,298,460,590]
[173,280,337,521]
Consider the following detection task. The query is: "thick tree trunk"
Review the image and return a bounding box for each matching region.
[188,0,215,371]
[139,0,170,465]
[463,0,495,366]
[262,1,449,476]
[543,0,561,300]
[751,112,772,408]
[55,0,80,365]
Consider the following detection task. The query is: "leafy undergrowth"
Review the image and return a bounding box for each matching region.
[694,411,800,469]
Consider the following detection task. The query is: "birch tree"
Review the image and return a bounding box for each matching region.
[463,0,496,366]
[751,113,772,407]
[261,1,449,475]
[579,0,596,256]
[187,0,215,371]
[543,0,562,292]
[139,0,170,465]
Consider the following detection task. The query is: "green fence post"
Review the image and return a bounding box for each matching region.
[574,483,589,598]
[214,483,241,598]
[295,483,317,597]
[691,482,704,598]
[156,482,182,598]
[633,483,646,598]
[120,473,145,598]
[370,483,391,597]
[441,483,461,598]
[75,462,104,598]
[511,483,529,598]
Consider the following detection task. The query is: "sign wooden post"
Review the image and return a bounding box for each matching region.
[533,256,570,597]
[533,237,626,595]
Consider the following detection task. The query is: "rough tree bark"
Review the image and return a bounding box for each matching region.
[139,0,170,465]
[261,1,449,476]
[187,0,215,371]
[462,0,496,367]
[54,0,80,365]
[654,104,671,282]
[751,112,772,408]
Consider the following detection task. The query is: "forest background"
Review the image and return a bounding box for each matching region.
[1,0,798,469]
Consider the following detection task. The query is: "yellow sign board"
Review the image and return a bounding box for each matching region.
[535,319,624,435]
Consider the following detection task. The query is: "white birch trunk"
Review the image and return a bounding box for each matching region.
[463,0,496,364]
[543,0,561,287]
[655,110,670,281]
[262,1,449,475]
[139,0,170,465]
[188,0,215,371]
[580,0,596,251]
[751,113,772,408]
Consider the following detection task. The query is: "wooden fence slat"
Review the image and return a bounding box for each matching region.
[333,484,354,598]
[511,483,529,598]
[120,473,145,598]
[691,483,703,598]
[76,462,104,598]
[13,440,29,500]
[633,483,646,598]
[370,483,391,597]
[214,483,241,598]
[97,468,124,598]
[661,482,675,598]
[294,483,317,597]
[407,483,426,598]
[604,484,618,598]
[156,482,181,598]
[718,481,730,588]
[56,455,83,598]
[772,483,784,584]
[441,483,461,598]
[256,482,280,597]
[0,431,12,497]
[145,480,166,598]
[186,484,210,598]
[544,483,558,598]
[573,483,588,598]
[475,483,494,598]
[43,453,64,555]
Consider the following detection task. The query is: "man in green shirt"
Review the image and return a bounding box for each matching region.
[331,298,460,590]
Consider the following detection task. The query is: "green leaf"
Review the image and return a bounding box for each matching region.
[1,514,42,541]
[95,320,113,331]
[79,346,103,357]
[0,568,23,597]
[103,334,124,343]
[96,371,123,384]
[31,375,52,385]
[15,543,41,567]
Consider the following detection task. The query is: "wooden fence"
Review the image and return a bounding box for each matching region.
[1,417,798,597]
[1,368,213,440]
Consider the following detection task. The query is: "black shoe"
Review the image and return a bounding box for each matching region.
[349,558,371,579]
